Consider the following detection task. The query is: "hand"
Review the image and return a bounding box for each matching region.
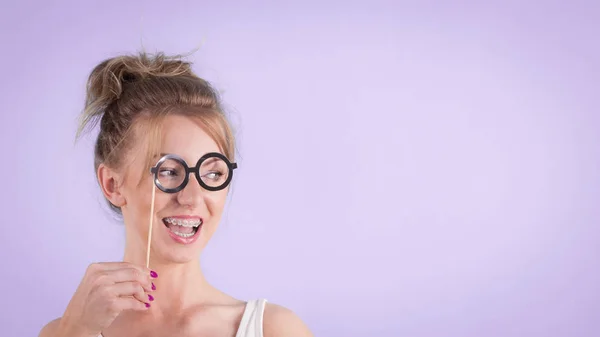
[57,262,157,336]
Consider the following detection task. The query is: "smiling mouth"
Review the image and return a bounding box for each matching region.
[162,217,203,238]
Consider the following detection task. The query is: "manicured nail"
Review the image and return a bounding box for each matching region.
[148,294,154,301]
[145,302,151,308]
[150,271,158,278]
[151,282,156,291]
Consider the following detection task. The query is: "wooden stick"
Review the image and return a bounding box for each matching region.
[146,182,156,268]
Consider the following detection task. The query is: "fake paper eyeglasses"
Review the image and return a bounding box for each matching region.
[149,152,238,193]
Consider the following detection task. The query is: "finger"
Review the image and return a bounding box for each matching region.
[102,268,154,292]
[111,296,150,312]
[107,282,152,305]
[88,262,153,275]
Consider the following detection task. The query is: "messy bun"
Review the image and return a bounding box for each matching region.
[77,51,235,214]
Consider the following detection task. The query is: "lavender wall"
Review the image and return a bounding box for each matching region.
[1,1,598,336]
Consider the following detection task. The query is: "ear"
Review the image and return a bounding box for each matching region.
[97,163,127,208]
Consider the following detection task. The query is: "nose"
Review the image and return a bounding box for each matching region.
[176,173,205,207]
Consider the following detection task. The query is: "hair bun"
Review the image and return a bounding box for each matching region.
[78,52,194,137]
[88,52,193,101]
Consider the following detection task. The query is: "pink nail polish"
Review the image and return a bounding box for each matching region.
[145,303,151,308]
[148,294,154,301]
[151,282,156,291]
[150,271,158,278]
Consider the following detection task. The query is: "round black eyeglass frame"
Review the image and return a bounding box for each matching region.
[149,152,238,193]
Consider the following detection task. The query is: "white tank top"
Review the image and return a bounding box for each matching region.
[99,299,267,337]
[235,299,267,337]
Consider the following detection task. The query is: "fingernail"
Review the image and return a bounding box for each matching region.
[148,294,154,301]
[151,282,156,291]
[150,271,158,278]
[145,303,151,308]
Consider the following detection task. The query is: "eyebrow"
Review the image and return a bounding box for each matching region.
[157,153,224,159]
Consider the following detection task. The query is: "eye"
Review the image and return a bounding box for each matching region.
[203,171,224,180]
[159,168,178,178]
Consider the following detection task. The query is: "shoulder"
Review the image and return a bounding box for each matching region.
[38,318,61,337]
[262,302,313,337]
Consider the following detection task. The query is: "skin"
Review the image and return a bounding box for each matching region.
[39,114,313,337]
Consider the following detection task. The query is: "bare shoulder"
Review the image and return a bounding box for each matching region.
[38,318,61,337]
[263,302,313,337]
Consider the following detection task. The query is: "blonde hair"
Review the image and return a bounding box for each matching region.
[77,51,236,214]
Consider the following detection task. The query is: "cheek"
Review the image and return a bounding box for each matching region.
[126,184,169,221]
[150,193,174,215]
[137,194,173,234]
[205,191,228,215]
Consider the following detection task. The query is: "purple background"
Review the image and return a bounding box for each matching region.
[1,1,599,336]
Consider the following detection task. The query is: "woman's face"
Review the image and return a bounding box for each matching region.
[117,114,230,264]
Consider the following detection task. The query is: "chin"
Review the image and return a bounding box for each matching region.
[149,239,204,264]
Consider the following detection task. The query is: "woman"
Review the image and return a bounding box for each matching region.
[39,52,313,337]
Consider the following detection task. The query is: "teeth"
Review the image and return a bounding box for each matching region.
[164,217,202,228]
[171,231,194,238]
